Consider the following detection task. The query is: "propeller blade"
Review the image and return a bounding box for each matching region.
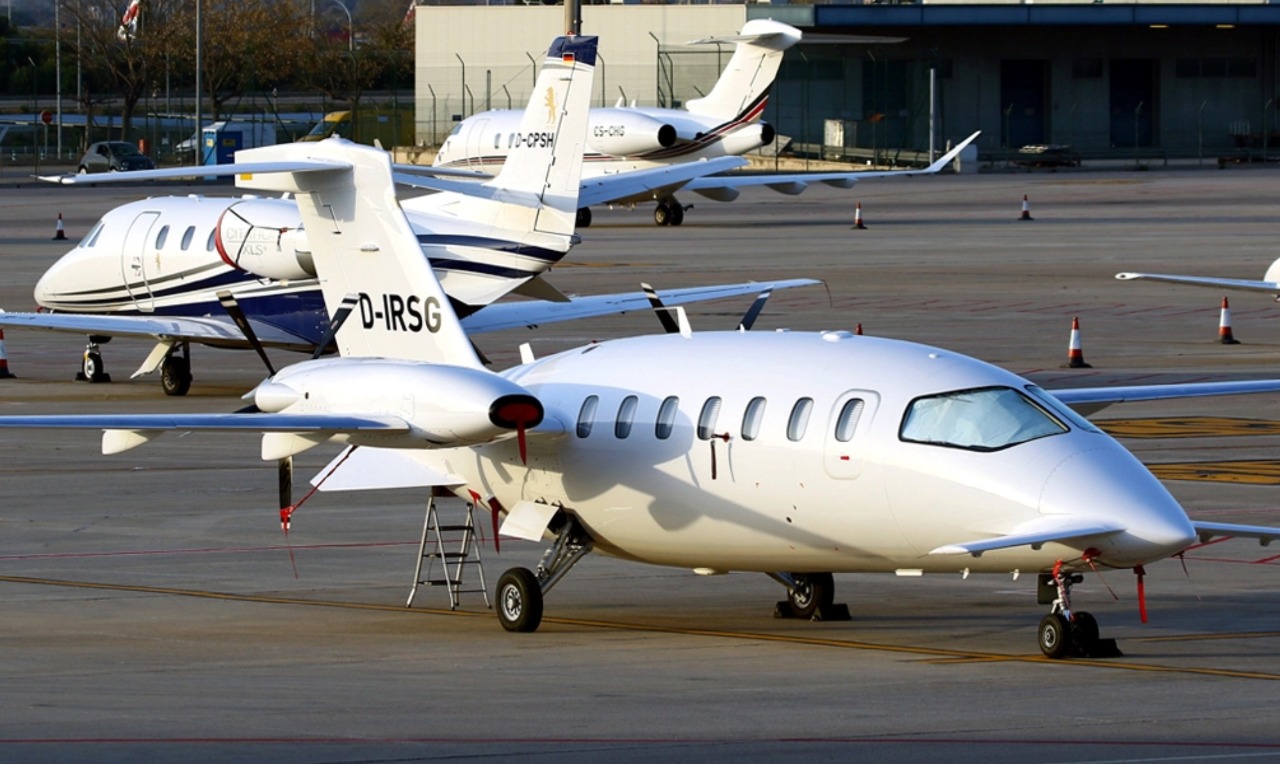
[738,289,774,331]
[217,290,277,376]
[641,282,681,335]
[310,293,359,360]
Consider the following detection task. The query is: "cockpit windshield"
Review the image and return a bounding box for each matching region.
[900,386,1068,452]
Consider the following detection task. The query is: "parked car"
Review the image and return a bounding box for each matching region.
[77,141,156,173]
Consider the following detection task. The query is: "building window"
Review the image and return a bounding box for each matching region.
[1071,59,1103,79]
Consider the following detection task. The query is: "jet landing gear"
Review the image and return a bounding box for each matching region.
[76,336,111,383]
[769,572,851,621]
[653,199,688,226]
[496,514,593,633]
[159,342,193,397]
[1037,565,1121,659]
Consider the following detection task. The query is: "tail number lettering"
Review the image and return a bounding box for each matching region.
[508,131,556,149]
[358,292,442,333]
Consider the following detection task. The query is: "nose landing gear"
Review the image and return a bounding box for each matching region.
[1037,562,1121,659]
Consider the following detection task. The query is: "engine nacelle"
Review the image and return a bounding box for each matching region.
[587,108,677,157]
[254,358,544,451]
[214,198,314,280]
[717,122,773,157]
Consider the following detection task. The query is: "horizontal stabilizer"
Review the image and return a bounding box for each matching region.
[930,516,1124,557]
[0,310,315,352]
[39,158,350,186]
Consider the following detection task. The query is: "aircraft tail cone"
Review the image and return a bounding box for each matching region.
[1019,195,1033,221]
[853,201,867,230]
[1062,316,1092,369]
[0,329,16,379]
[1219,296,1241,345]
[53,213,67,241]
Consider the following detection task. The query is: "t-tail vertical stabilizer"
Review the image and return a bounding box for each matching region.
[404,35,598,247]
[233,139,481,367]
[684,20,800,124]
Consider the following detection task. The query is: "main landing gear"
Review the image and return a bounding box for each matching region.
[653,199,688,227]
[1037,564,1121,659]
[159,342,193,397]
[76,336,111,383]
[495,513,593,633]
[769,572,851,621]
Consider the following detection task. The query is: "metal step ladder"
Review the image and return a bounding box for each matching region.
[406,495,490,610]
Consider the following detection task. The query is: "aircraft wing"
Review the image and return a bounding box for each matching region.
[0,311,315,352]
[1192,521,1280,545]
[684,131,980,201]
[1050,379,1280,416]
[460,278,821,333]
[1115,272,1280,294]
[0,412,407,432]
[576,156,747,207]
[929,516,1126,557]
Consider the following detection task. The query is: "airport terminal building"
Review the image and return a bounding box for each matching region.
[413,1,1280,163]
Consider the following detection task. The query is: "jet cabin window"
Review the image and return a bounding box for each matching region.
[834,399,865,442]
[741,397,766,441]
[576,396,599,438]
[615,396,638,439]
[787,398,814,442]
[154,225,169,250]
[180,226,196,250]
[900,386,1068,452]
[206,229,217,251]
[697,397,722,441]
[655,396,679,440]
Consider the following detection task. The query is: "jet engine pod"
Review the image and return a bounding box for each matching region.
[587,109,678,157]
[214,199,314,280]
[718,122,772,156]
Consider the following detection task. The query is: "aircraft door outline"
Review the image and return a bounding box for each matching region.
[120,211,159,313]
[823,390,878,480]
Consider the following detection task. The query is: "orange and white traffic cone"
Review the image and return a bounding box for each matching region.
[1019,195,1033,221]
[853,202,867,230]
[0,329,15,379]
[53,213,67,241]
[1063,316,1091,368]
[1218,297,1241,345]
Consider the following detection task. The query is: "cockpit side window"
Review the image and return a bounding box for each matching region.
[900,386,1068,452]
[81,221,105,248]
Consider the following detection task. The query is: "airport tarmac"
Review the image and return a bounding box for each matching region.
[4,168,1280,762]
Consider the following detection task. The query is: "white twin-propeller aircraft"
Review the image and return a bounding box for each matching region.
[433,19,980,227]
[0,34,808,395]
[5,46,1280,658]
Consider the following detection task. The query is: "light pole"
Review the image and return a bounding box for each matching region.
[332,0,352,53]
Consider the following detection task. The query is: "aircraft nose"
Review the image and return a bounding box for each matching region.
[1039,445,1196,564]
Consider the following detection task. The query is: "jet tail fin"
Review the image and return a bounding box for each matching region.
[233,139,481,366]
[684,20,801,124]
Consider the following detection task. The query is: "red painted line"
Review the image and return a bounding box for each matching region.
[1183,536,1234,552]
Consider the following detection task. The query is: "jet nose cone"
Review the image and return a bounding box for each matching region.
[1040,446,1196,564]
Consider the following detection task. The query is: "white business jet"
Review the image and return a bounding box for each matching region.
[433,19,980,227]
[7,139,1280,660]
[0,36,802,395]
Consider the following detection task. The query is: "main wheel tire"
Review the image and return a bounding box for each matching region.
[1071,611,1099,651]
[497,567,543,633]
[160,356,193,397]
[653,203,671,226]
[785,572,835,619]
[77,166,89,175]
[1038,612,1072,659]
[668,204,685,226]
[82,352,107,383]
[576,207,593,228]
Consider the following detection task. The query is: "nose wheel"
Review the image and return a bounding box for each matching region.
[1037,565,1120,659]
